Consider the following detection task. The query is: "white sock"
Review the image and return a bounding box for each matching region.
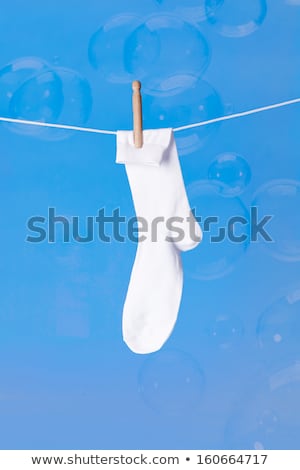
[116,128,202,354]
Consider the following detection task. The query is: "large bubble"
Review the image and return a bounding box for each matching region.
[138,350,205,415]
[257,288,300,361]
[2,62,92,141]
[208,152,251,197]
[0,57,53,135]
[206,314,245,350]
[9,70,64,137]
[225,362,300,449]
[183,180,250,280]
[124,14,210,96]
[252,179,300,262]
[143,80,223,156]
[0,57,48,106]
[206,0,267,38]
[88,14,141,83]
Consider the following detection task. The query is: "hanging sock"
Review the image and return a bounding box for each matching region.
[116,129,202,354]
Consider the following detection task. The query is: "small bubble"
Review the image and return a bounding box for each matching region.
[208,153,251,197]
[207,314,244,349]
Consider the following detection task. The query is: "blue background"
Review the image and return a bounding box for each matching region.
[0,0,300,450]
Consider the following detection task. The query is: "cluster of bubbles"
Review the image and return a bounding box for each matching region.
[89,0,268,83]
[88,8,225,155]
[89,13,211,95]
[152,0,267,38]
[87,2,269,288]
[222,177,300,447]
[88,0,268,91]
[134,140,300,433]
[223,177,300,447]
[0,57,92,140]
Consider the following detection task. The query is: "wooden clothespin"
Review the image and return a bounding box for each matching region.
[132,80,143,148]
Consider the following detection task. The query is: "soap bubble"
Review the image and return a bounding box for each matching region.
[143,80,223,156]
[88,14,141,83]
[153,0,223,23]
[0,56,50,132]
[183,180,249,280]
[252,179,300,262]
[225,362,300,449]
[257,289,300,361]
[206,314,244,350]
[138,350,205,415]
[206,0,267,38]
[9,70,64,136]
[7,67,92,140]
[124,14,210,96]
[208,153,251,197]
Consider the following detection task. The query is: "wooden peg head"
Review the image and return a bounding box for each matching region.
[132,80,141,92]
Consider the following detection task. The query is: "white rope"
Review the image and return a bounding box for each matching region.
[0,116,116,135]
[0,97,299,136]
[173,97,300,132]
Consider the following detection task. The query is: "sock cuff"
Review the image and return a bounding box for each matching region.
[116,128,173,166]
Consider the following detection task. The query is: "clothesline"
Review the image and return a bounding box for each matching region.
[0,97,299,136]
